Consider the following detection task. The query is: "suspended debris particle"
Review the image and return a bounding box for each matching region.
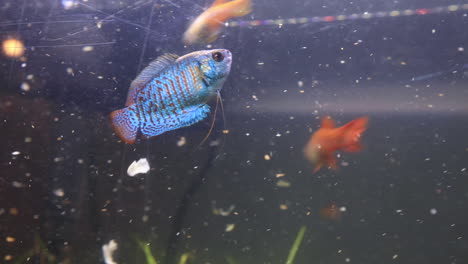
[257,62,264,65]
[102,240,118,264]
[212,204,235,216]
[222,129,230,134]
[276,180,291,188]
[4,255,13,261]
[11,151,20,156]
[297,80,304,87]
[306,211,311,216]
[275,173,285,178]
[252,95,258,101]
[5,236,15,243]
[177,136,187,147]
[142,215,149,222]
[458,47,464,52]
[393,254,398,259]
[345,257,351,262]
[9,208,18,215]
[0,208,4,215]
[53,188,65,197]
[279,204,288,210]
[66,67,75,76]
[127,158,150,177]
[20,82,30,92]
[97,75,104,79]
[62,0,77,9]
[264,154,271,161]
[225,223,235,232]
[2,38,25,58]
[11,181,25,188]
[26,74,33,80]
[82,46,94,52]
[430,208,437,215]
[24,137,32,143]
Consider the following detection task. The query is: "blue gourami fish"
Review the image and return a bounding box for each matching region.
[110,49,232,144]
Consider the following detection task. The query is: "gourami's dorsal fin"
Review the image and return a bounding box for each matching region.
[321,116,335,129]
[125,53,179,106]
[211,0,228,8]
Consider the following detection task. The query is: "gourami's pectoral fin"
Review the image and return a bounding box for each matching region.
[140,104,211,138]
[110,104,140,144]
[125,53,179,106]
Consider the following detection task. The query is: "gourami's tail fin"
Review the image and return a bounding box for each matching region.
[341,117,368,152]
[110,106,139,144]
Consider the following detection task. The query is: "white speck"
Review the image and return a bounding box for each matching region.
[62,0,77,9]
[458,47,464,52]
[345,258,351,262]
[395,209,403,213]
[245,133,250,136]
[225,223,235,232]
[340,60,346,64]
[432,29,436,34]
[276,133,281,137]
[339,206,347,212]
[430,208,437,215]
[461,168,466,172]
[206,44,212,48]
[24,137,32,143]
[393,254,398,259]
[127,158,150,177]
[66,67,74,76]
[177,136,186,147]
[252,95,259,101]
[12,181,25,188]
[97,76,104,79]
[257,62,264,65]
[26,74,34,80]
[54,188,65,197]
[82,46,94,52]
[12,151,20,156]
[20,82,30,92]
[297,81,304,87]
[102,240,118,264]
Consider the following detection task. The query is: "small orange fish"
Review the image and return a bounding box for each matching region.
[183,0,252,45]
[304,116,368,172]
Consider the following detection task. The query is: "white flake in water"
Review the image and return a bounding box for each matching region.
[297,81,304,87]
[430,208,437,215]
[127,158,150,177]
[177,136,186,147]
[458,47,464,52]
[53,188,65,197]
[339,206,347,212]
[12,151,20,156]
[102,240,118,264]
[82,46,94,52]
[20,82,30,92]
[225,223,235,232]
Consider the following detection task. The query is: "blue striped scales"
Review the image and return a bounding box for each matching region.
[110,49,232,144]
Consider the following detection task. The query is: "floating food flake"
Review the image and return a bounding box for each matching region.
[430,208,437,215]
[5,236,15,243]
[222,129,230,134]
[53,188,65,197]
[2,38,25,58]
[127,158,150,177]
[4,255,13,261]
[82,46,94,52]
[9,208,18,215]
[20,82,30,92]
[102,240,118,264]
[276,180,291,188]
[264,154,271,161]
[279,204,288,210]
[275,173,285,178]
[177,136,187,147]
[225,223,235,232]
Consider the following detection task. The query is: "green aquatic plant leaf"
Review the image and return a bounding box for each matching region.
[136,239,158,264]
[226,255,238,264]
[285,226,307,264]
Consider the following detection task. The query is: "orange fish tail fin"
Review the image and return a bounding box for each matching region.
[233,0,252,17]
[110,106,139,144]
[341,117,368,152]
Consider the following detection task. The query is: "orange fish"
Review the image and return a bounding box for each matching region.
[183,0,252,45]
[304,116,368,172]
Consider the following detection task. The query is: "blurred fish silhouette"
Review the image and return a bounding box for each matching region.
[110,49,232,144]
[183,0,252,45]
[304,116,368,172]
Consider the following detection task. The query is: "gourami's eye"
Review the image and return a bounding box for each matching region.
[212,51,224,62]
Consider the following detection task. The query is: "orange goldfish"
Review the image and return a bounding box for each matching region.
[183,0,252,45]
[304,116,368,172]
